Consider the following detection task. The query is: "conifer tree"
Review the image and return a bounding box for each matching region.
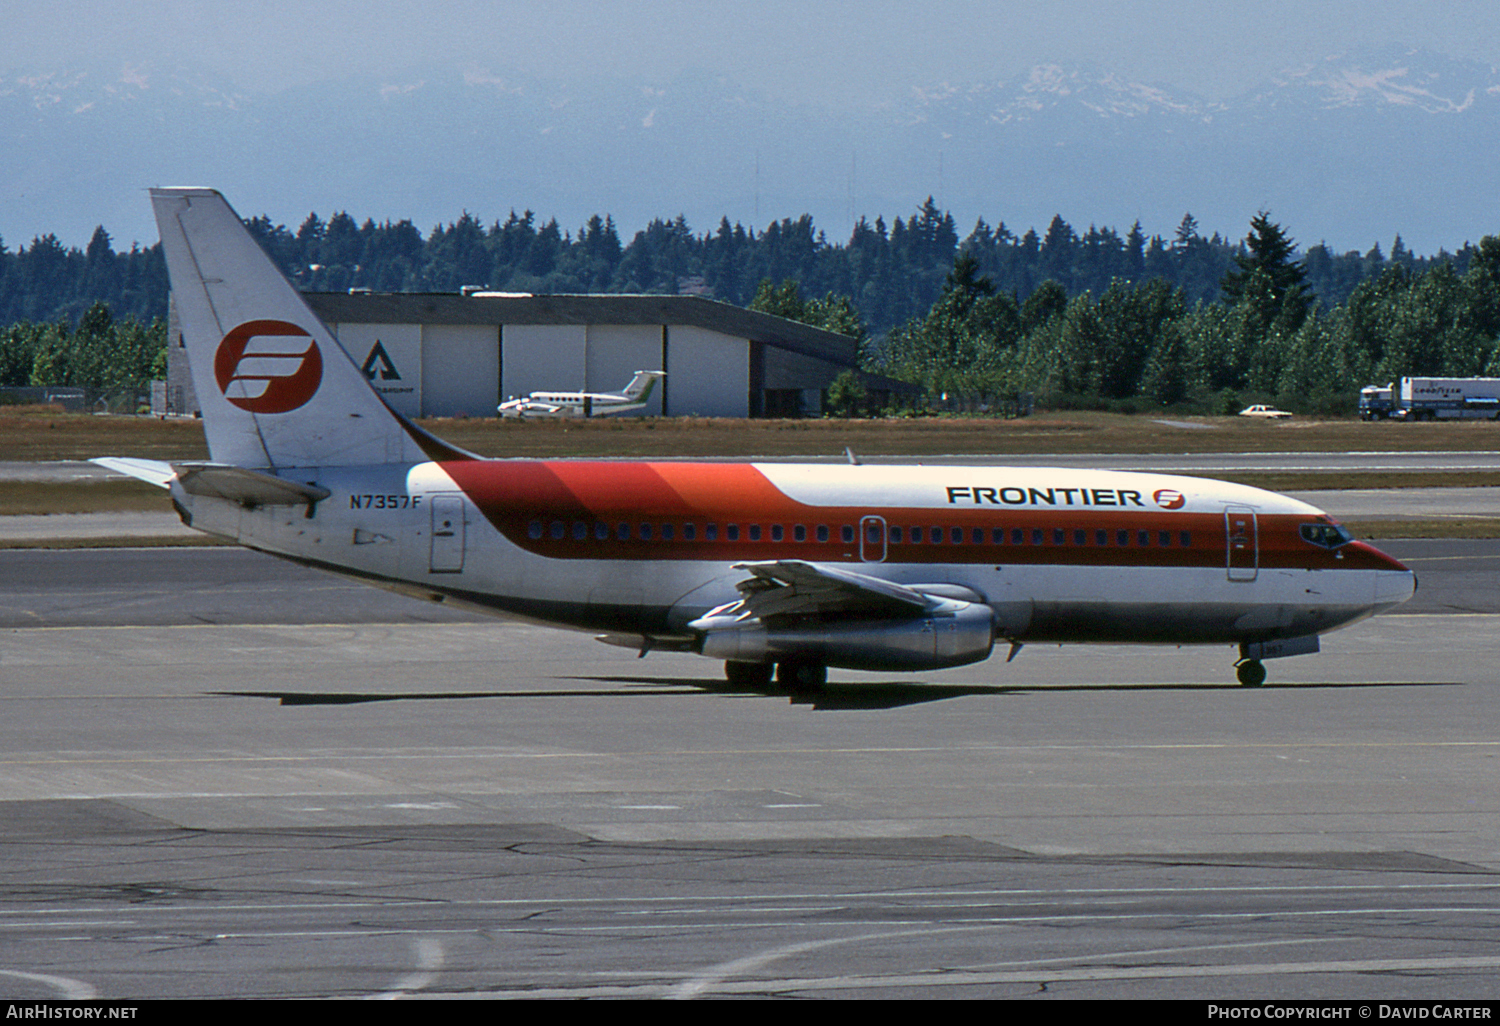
[1221,212,1313,331]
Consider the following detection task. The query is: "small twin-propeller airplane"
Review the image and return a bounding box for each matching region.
[98,188,1415,691]
[497,370,665,418]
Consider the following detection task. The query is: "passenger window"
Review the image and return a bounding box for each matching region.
[910,526,923,543]
[794,525,806,542]
[887,526,900,543]
[1095,529,1107,546]
[1159,530,1171,546]
[726,524,739,541]
[639,523,653,540]
[551,521,566,540]
[1074,529,1086,546]
[817,525,829,542]
[771,525,783,542]
[528,520,543,539]
[595,522,610,540]
[705,523,718,541]
[572,522,587,540]
[661,523,674,540]
[617,522,631,540]
[1117,529,1129,546]
[1138,530,1150,546]
[749,525,762,541]
[1032,528,1043,545]
[1180,531,1192,547]
[1053,528,1065,545]
[841,525,855,543]
[683,523,696,540]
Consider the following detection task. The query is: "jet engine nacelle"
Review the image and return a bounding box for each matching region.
[699,602,996,672]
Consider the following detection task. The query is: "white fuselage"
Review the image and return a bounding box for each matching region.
[172,459,1416,656]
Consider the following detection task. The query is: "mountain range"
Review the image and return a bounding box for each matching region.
[2,46,1496,257]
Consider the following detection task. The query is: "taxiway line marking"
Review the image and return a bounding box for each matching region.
[3,736,1499,769]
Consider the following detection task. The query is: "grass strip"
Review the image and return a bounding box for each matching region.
[11,408,1500,461]
[0,535,228,550]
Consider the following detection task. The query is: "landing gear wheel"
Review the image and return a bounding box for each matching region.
[724,661,773,687]
[1236,659,1267,687]
[776,661,827,694]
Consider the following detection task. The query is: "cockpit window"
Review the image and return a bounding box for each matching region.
[1300,523,1353,549]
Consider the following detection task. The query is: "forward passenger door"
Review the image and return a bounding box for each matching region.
[1225,505,1258,582]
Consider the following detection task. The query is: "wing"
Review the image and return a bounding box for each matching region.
[595,561,917,658]
[684,560,999,673]
[717,559,944,621]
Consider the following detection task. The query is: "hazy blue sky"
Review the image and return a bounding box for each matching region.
[7,0,1500,104]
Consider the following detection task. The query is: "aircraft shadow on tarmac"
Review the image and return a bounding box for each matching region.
[217,678,1456,712]
[593,676,1460,709]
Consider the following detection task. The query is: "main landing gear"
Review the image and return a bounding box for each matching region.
[733,657,1270,690]
[776,661,827,693]
[723,660,826,693]
[724,661,773,687]
[1235,658,1267,688]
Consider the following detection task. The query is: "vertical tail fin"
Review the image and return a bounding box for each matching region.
[152,187,429,469]
[623,370,664,401]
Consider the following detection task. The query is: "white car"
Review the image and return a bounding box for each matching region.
[1238,404,1293,419]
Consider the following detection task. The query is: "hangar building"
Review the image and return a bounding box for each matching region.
[168,291,884,419]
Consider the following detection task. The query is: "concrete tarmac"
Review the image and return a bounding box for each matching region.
[1,545,1498,999]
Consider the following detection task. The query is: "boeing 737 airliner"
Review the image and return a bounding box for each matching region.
[98,188,1415,690]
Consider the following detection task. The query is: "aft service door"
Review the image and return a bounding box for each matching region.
[429,494,466,573]
[1225,504,1258,582]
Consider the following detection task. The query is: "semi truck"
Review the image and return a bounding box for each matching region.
[1360,377,1500,421]
[1358,384,1396,420]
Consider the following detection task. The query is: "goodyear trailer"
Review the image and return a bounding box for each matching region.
[1360,377,1500,421]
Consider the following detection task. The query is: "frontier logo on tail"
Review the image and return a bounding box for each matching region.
[214,320,323,413]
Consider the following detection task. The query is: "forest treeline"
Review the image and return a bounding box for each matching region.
[0,301,165,398]
[849,216,1500,416]
[0,201,1496,413]
[0,199,1473,331]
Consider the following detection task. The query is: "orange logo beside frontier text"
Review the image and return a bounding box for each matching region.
[214,320,323,413]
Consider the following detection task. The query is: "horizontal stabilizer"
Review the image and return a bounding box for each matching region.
[90,457,176,489]
[92,457,330,507]
[174,464,331,506]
